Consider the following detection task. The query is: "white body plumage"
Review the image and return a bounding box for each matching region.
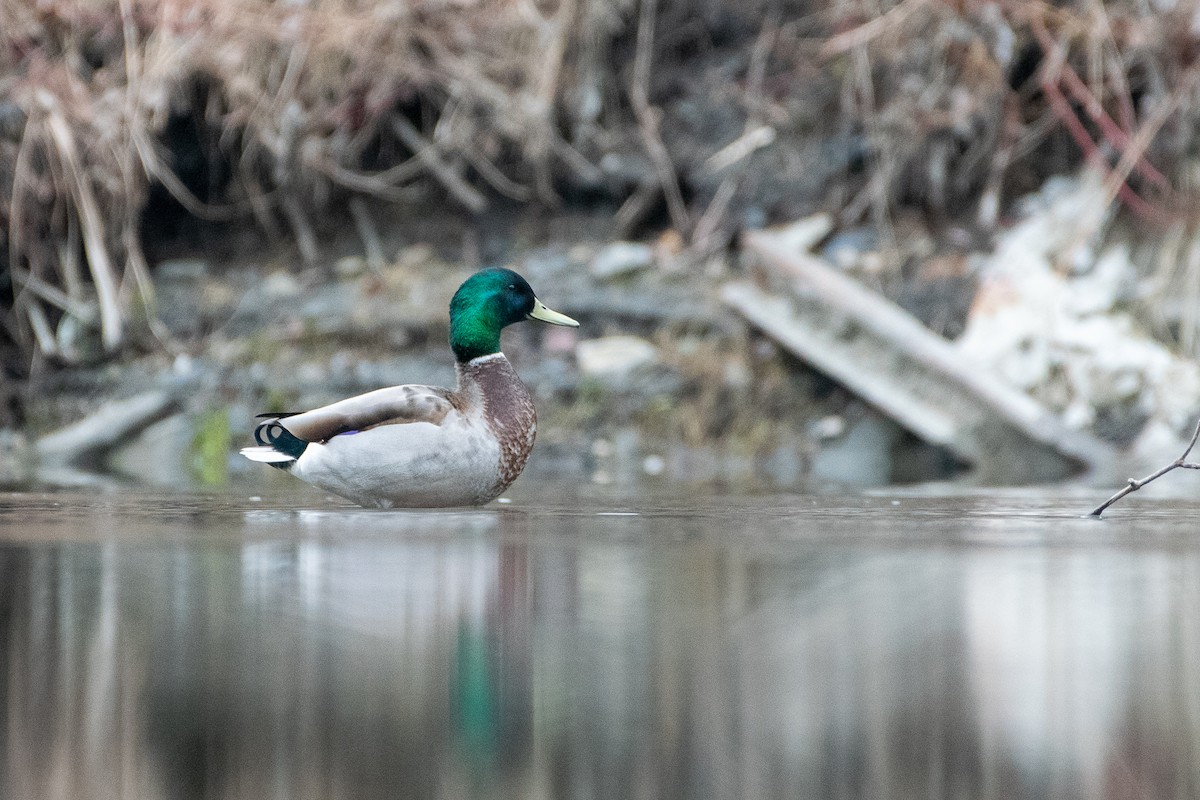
[241,353,538,508]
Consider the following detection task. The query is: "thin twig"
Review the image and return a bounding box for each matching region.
[133,130,250,221]
[1058,65,1170,189]
[58,212,83,302]
[1089,418,1200,517]
[1031,18,1170,191]
[307,157,424,203]
[1031,27,1160,220]
[1097,65,1200,216]
[462,147,531,201]
[630,0,690,237]
[529,0,575,201]
[692,174,740,255]
[25,302,58,358]
[704,126,776,174]
[11,267,93,321]
[977,94,1019,229]
[281,195,318,265]
[550,138,603,184]
[1040,73,1158,219]
[745,10,779,124]
[348,197,385,269]
[41,94,123,352]
[9,108,52,360]
[820,0,927,57]
[613,179,659,239]
[390,115,488,213]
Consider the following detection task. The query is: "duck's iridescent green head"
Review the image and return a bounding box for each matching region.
[449,268,578,362]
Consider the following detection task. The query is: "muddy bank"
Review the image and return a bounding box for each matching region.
[10,200,970,494]
[14,165,1200,497]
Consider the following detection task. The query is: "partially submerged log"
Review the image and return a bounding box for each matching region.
[728,230,1117,483]
[36,390,180,468]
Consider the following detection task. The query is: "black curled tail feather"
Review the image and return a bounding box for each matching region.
[253,418,309,460]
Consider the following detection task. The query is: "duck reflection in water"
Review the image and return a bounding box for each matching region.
[2,501,1200,799]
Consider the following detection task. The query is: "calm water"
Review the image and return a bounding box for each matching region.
[1,487,1199,800]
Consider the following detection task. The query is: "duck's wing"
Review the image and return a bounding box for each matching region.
[265,385,457,444]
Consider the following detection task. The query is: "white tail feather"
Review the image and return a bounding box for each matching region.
[240,446,296,464]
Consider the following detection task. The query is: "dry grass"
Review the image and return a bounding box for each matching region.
[0,0,632,366]
[826,0,1200,225]
[822,0,1200,351]
[5,0,1200,375]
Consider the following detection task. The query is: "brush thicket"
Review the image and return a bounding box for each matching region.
[3,0,1200,374]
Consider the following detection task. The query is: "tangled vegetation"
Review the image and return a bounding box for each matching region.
[3,0,1200,384]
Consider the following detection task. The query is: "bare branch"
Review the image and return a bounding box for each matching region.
[1089,418,1200,517]
[41,95,123,352]
[389,115,488,214]
[629,0,690,237]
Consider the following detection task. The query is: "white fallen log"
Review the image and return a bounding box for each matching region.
[36,390,180,467]
[730,230,1118,483]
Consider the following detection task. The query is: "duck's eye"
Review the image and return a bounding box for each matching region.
[508,284,517,290]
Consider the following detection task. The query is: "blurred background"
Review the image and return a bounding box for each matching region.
[3,0,1200,490]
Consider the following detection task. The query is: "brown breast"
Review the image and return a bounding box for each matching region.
[456,354,537,493]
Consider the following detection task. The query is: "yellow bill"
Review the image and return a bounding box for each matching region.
[528,298,579,327]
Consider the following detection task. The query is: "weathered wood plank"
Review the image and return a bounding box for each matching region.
[729,230,1118,483]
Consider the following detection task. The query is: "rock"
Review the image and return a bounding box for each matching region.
[156,260,211,339]
[741,206,768,230]
[808,414,847,441]
[576,336,659,378]
[55,312,104,364]
[262,271,302,298]
[156,258,209,282]
[589,242,654,280]
[335,255,369,280]
[598,152,656,185]
[810,412,901,487]
[393,243,439,271]
[520,244,577,282]
[0,429,36,488]
[821,227,879,269]
[642,454,665,476]
[762,439,804,487]
[0,101,26,141]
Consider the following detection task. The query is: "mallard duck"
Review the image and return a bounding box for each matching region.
[240,267,579,508]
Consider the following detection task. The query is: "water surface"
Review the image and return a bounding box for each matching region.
[1,488,1198,799]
